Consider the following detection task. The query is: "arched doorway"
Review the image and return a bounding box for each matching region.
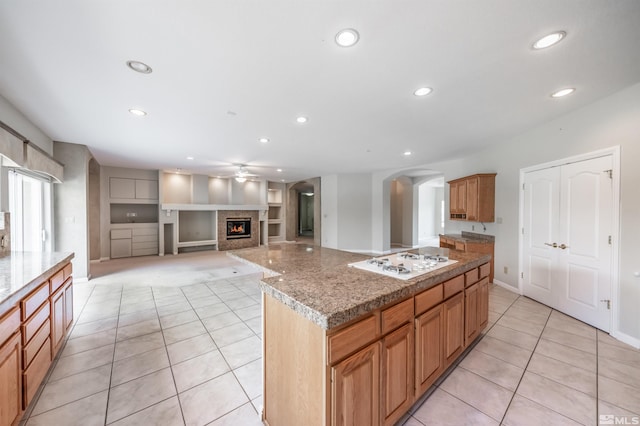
[286,178,321,246]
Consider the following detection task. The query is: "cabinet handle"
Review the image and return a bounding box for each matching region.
[558,244,569,250]
[544,242,557,248]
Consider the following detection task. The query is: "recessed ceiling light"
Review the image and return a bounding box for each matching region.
[551,88,575,98]
[259,137,269,143]
[186,156,194,160]
[296,116,308,124]
[126,60,152,74]
[277,169,283,172]
[533,32,566,50]
[128,109,147,116]
[404,151,412,156]
[335,28,359,47]
[414,87,433,96]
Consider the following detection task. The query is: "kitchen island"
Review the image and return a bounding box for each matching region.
[231,244,491,426]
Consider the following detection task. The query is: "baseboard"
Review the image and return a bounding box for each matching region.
[99,257,110,262]
[74,276,90,283]
[492,279,521,294]
[89,259,101,264]
[611,330,640,349]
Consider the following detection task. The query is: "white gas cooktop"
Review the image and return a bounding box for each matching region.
[348,250,457,281]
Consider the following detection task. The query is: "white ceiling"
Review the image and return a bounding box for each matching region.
[1,1,640,182]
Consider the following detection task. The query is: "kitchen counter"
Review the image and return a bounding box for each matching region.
[0,251,75,316]
[440,230,495,243]
[230,243,490,330]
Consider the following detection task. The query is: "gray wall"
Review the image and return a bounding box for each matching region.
[53,141,91,279]
[88,158,100,261]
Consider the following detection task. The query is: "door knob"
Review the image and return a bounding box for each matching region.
[558,244,569,250]
[544,242,558,248]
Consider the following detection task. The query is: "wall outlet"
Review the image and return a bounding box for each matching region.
[472,225,475,231]
[496,217,503,224]
[504,266,508,274]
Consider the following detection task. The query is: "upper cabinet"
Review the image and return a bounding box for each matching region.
[109,177,158,202]
[447,173,496,222]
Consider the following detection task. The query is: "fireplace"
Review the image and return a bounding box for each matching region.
[226,218,251,239]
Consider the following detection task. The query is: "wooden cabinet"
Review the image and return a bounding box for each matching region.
[415,305,444,396]
[381,323,413,426]
[50,286,65,356]
[443,292,465,367]
[0,307,22,426]
[0,332,21,426]
[465,266,490,347]
[448,173,496,222]
[332,341,380,426]
[440,236,495,283]
[64,279,74,331]
[464,282,479,345]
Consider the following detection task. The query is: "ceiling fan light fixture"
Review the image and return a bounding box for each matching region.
[126,60,153,74]
[235,176,247,183]
[335,28,359,47]
[551,88,575,98]
[533,31,566,49]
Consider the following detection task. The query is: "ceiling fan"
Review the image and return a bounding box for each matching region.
[213,164,261,182]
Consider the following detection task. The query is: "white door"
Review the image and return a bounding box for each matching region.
[522,155,613,331]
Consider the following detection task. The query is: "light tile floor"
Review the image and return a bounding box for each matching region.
[19,252,640,426]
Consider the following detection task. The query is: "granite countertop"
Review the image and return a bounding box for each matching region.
[440,231,495,243]
[230,244,490,330]
[0,251,75,317]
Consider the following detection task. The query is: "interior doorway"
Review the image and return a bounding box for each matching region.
[298,191,314,237]
[520,148,620,332]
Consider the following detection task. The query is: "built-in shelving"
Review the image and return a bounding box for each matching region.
[267,182,286,242]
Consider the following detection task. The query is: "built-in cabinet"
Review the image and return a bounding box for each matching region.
[0,261,73,426]
[448,173,496,222]
[263,261,491,426]
[267,183,285,242]
[109,177,159,201]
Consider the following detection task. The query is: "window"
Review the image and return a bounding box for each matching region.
[8,170,52,251]
[441,200,445,230]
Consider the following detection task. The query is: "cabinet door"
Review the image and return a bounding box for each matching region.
[466,177,479,221]
[135,179,158,200]
[456,181,467,216]
[450,183,459,214]
[109,177,135,199]
[111,238,132,258]
[64,280,73,330]
[478,278,489,331]
[0,332,22,426]
[443,292,464,366]
[332,341,380,426]
[465,283,479,346]
[50,287,65,357]
[381,323,413,426]
[415,305,444,397]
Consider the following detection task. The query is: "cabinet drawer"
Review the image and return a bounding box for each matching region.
[21,282,49,321]
[0,307,20,346]
[22,302,50,345]
[23,319,50,368]
[455,241,466,251]
[479,263,490,279]
[328,315,379,365]
[132,235,158,244]
[23,337,51,407]
[132,247,159,256]
[50,268,66,293]
[381,298,413,335]
[415,284,443,316]
[465,268,479,287]
[132,228,158,237]
[63,263,73,280]
[111,229,132,239]
[443,275,464,299]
